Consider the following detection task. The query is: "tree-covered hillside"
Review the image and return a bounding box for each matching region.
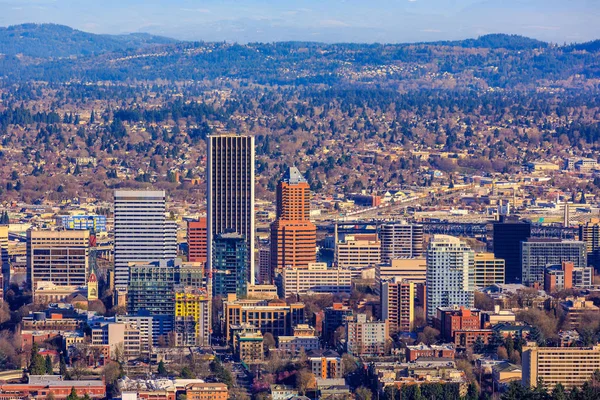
[0,23,177,58]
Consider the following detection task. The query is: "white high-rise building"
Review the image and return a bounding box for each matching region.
[380,222,424,263]
[207,134,255,285]
[425,235,475,321]
[113,190,177,291]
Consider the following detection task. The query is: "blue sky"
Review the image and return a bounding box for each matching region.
[0,0,599,43]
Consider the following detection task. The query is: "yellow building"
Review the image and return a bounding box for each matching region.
[174,287,210,347]
[522,343,600,389]
[474,253,505,288]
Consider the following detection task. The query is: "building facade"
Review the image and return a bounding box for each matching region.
[212,232,248,298]
[223,298,305,342]
[375,258,426,294]
[270,167,317,273]
[174,287,210,347]
[493,218,531,284]
[474,253,505,288]
[381,278,416,334]
[187,218,207,263]
[521,239,587,286]
[426,235,475,321]
[380,222,424,263]
[56,215,107,232]
[336,234,381,269]
[207,134,255,285]
[522,344,600,389]
[346,314,389,357]
[281,263,360,297]
[27,228,89,297]
[114,190,177,291]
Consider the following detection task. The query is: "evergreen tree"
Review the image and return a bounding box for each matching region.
[473,336,485,354]
[59,354,69,378]
[157,360,167,376]
[551,383,567,400]
[29,343,46,375]
[530,326,545,347]
[45,354,53,374]
[66,387,79,400]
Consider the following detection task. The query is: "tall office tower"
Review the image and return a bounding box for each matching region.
[380,222,424,263]
[212,232,248,298]
[381,278,416,334]
[493,217,531,284]
[207,134,255,285]
[26,228,90,296]
[0,225,8,293]
[270,167,317,272]
[425,235,475,321]
[113,190,177,292]
[258,247,271,284]
[474,253,505,288]
[188,218,208,263]
[521,239,587,286]
[579,220,600,254]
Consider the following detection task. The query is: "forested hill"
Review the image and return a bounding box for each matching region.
[0,23,178,58]
[0,26,599,90]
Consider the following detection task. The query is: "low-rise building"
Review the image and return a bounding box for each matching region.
[522,343,600,389]
[560,297,600,329]
[405,343,455,362]
[492,362,522,388]
[235,332,264,363]
[277,336,320,355]
[185,383,228,400]
[0,376,106,399]
[282,263,361,297]
[224,297,305,343]
[308,350,344,379]
[481,306,516,328]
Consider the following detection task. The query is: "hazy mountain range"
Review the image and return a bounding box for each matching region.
[0,0,598,44]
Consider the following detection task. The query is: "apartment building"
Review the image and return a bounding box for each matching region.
[522,344,600,389]
[346,314,389,357]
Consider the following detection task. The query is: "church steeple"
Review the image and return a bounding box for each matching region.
[88,267,98,301]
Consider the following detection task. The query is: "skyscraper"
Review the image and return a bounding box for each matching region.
[425,235,475,321]
[493,217,531,283]
[270,167,316,273]
[212,232,248,298]
[188,218,207,263]
[380,222,424,263]
[26,228,90,298]
[113,190,177,292]
[381,278,416,334]
[207,134,255,285]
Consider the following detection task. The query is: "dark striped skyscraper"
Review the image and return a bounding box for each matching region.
[207,134,255,286]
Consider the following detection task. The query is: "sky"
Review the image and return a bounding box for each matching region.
[0,0,599,43]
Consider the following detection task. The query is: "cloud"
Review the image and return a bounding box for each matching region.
[319,19,350,28]
[421,29,442,33]
[524,25,560,31]
[179,8,210,13]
